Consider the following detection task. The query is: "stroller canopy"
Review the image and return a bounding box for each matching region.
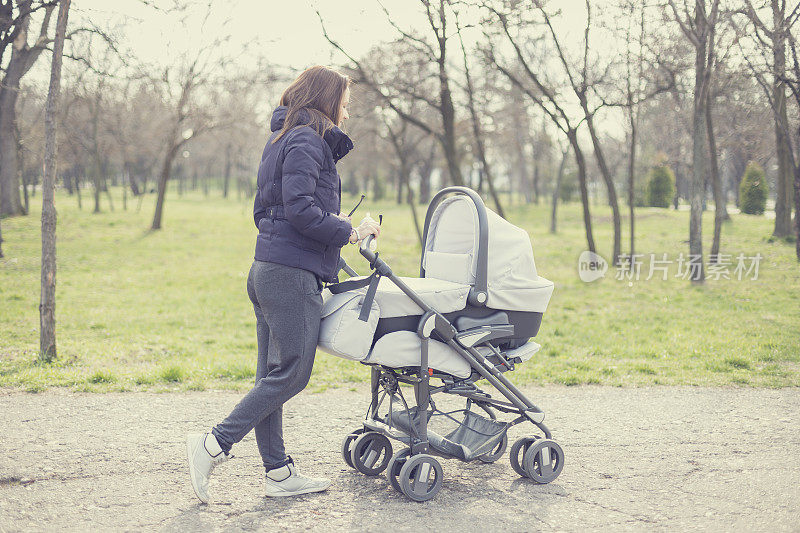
[422,196,554,313]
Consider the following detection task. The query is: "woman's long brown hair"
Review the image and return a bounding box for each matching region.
[272,66,350,143]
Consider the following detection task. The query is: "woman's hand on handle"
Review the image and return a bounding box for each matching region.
[349,213,381,244]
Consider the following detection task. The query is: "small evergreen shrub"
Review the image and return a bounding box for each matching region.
[646,165,675,208]
[739,162,767,215]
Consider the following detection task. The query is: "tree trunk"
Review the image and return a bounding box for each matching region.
[567,129,596,253]
[794,158,800,260]
[583,109,622,264]
[177,165,185,196]
[707,91,725,262]
[151,144,179,230]
[689,17,709,283]
[396,169,403,204]
[93,171,101,213]
[418,143,435,204]
[0,218,3,258]
[16,121,29,215]
[103,176,114,212]
[399,161,422,245]
[406,184,423,245]
[75,174,82,210]
[0,64,25,216]
[130,173,141,196]
[773,0,793,237]
[467,127,504,218]
[40,0,70,363]
[439,56,464,187]
[550,147,568,234]
[511,90,532,203]
[627,108,637,258]
[223,146,232,198]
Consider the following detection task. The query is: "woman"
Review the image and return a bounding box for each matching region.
[186,66,380,503]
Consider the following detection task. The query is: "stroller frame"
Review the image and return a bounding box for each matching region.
[339,187,563,501]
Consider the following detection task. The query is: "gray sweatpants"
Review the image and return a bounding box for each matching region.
[212,260,323,471]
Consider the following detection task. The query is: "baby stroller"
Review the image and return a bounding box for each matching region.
[318,186,563,501]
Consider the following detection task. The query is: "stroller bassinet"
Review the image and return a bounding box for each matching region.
[318,187,564,501]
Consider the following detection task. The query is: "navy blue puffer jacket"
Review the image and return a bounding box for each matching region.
[253,106,354,282]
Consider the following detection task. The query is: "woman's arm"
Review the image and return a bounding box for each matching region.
[253,194,266,229]
[281,129,352,247]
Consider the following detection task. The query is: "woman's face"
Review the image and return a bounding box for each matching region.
[338,87,350,127]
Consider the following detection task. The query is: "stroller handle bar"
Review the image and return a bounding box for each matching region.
[359,233,377,258]
[420,187,489,307]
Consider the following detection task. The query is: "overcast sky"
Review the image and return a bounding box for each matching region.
[70,0,597,72]
[46,0,619,137]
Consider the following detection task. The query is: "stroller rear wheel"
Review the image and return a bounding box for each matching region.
[522,439,564,484]
[478,433,508,463]
[509,436,539,477]
[398,454,443,502]
[386,448,412,493]
[341,428,366,469]
[350,432,393,476]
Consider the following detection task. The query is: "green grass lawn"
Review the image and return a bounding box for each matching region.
[1,187,798,392]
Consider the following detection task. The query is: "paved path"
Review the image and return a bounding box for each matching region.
[0,386,798,532]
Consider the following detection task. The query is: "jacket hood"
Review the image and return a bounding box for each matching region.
[270,106,354,162]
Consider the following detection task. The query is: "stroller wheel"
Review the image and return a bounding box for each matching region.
[509,436,539,477]
[522,439,564,484]
[478,433,508,463]
[350,432,393,476]
[398,454,443,502]
[341,428,366,469]
[386,448,412,493]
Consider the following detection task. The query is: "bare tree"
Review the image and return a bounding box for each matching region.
[39,0,69,363]
[383,116,425,243]
[533,0,623,263]
[550,143,569,234]
[667,0,721,283]
[319,0,466,187]
[455,14,505,218]
[776,30,800,259]
[619,0,648,259]
[740,0,797,238]
[707,38,726,261]
[0,0,55,216]
[487,5,597,254]
[149,38,224,230]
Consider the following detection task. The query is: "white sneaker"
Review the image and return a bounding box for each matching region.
[264,458,331,497]
[186,432,231,503]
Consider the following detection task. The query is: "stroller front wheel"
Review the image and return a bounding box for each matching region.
[386,448,412,493]
[398,454,443,502]
[522,439,564,484]
[509,436,539,477]
[340,428,366,469]
[350,432,393,476]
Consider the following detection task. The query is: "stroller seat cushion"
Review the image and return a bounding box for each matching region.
[325,276,470,319]
[366,331,472,378]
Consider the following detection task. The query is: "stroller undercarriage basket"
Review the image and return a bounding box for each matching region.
[386,406,511,462]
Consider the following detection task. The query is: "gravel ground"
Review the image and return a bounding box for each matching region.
[0,385,798,532]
